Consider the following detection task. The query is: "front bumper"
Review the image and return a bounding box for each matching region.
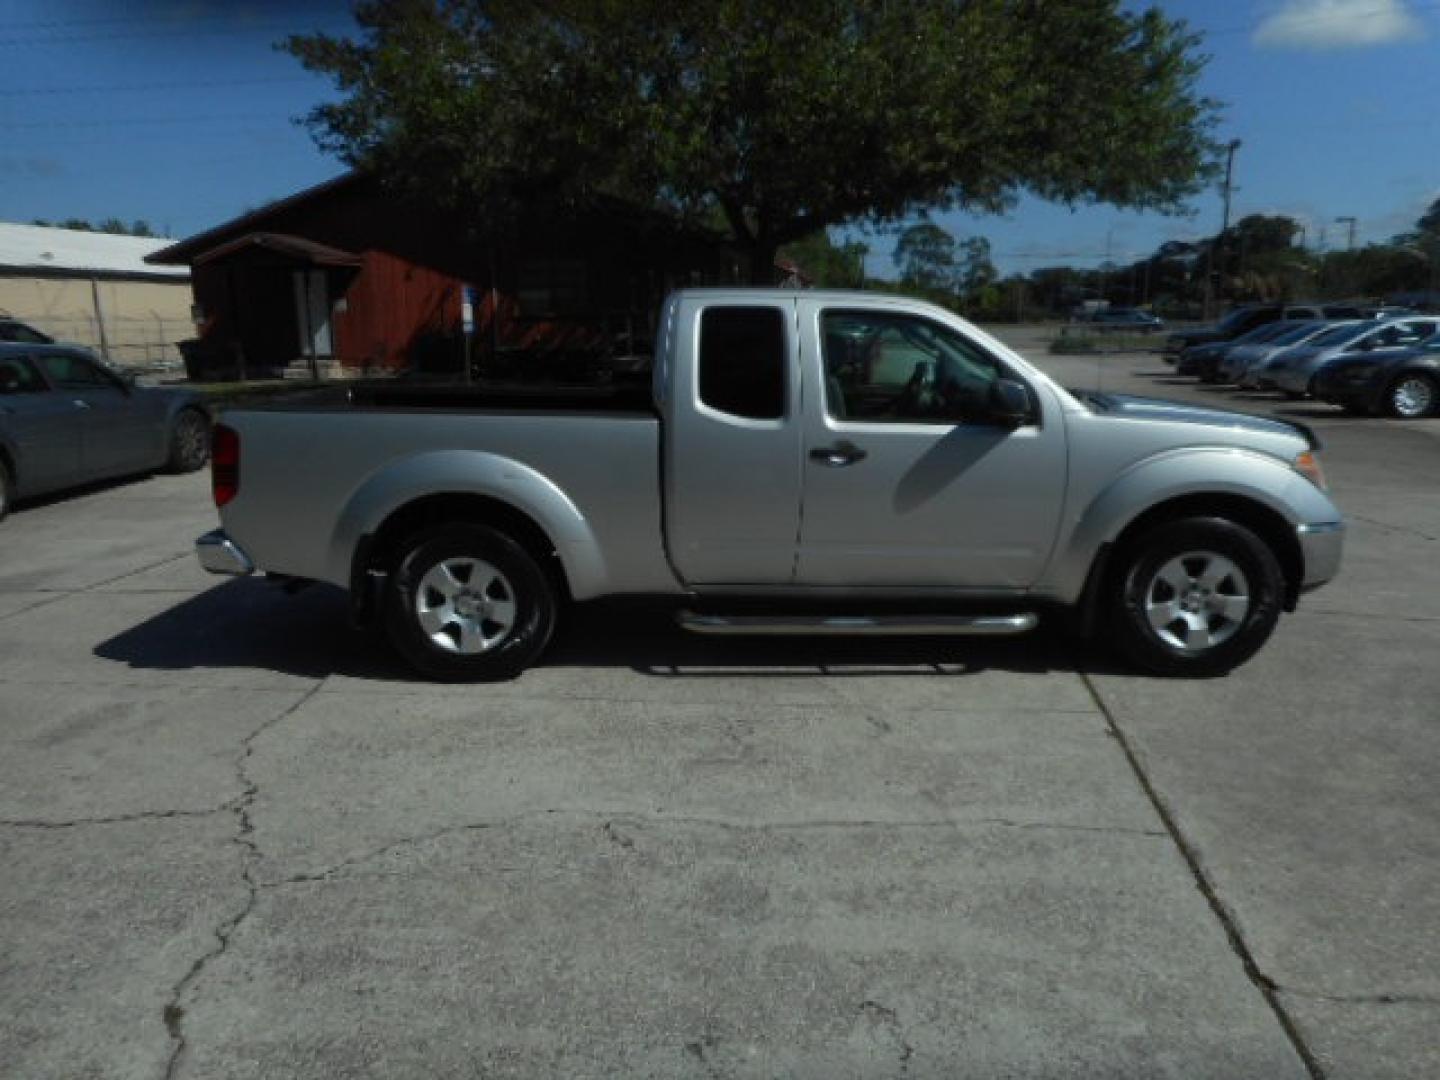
[1297,521,1344,591]
[196,529,254,576]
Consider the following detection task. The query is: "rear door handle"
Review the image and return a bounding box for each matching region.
[73,399,92,410]
[809,440,867,467]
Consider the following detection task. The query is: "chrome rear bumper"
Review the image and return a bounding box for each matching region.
[196,529,254,576]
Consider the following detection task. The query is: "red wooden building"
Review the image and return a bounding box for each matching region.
[146,172,745,380]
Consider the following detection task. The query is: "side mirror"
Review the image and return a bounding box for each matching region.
[988,378,1033,427]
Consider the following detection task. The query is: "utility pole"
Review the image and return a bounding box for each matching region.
[1335,216,1357,252]
[1203,138,1242,320]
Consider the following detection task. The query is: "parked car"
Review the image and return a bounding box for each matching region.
[1244,321,1371,390]
[1312,338,1440,418]
[0,343,210,521]
[1164,304,1284,357]
[0,318,53,345]
[1177,320,1299,379]
[1267,317,1440,398]
[195,288,1343,681]
[1216,320,1337,385]
[1086,307,1164,332]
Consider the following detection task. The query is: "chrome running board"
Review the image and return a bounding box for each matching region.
[677,611,1038,637]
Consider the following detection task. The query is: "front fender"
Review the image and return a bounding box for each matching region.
[1043,446,1341,602]
[326,449,608,599]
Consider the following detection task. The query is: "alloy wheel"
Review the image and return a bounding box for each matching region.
[1142,550,1251,654]
[414,557,517,654]
[1390,375,1435,419]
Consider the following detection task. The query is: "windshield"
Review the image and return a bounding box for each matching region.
[1270,321,1328,345]
[1217,308,1273,333]
[1305,321,1367,347]
[1234,321,1294,344]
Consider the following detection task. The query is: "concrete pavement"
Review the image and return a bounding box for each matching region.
[1,343,1437,1077]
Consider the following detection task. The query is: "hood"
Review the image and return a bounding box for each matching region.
[1074,391,1320,449]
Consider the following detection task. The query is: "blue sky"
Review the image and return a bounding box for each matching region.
[2,0,1437,276]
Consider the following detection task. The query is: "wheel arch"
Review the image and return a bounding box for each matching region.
[357,491,573,604]
[330,450,607,608]
[1075,491,1305,637]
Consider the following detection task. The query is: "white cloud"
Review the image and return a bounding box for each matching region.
[1253,0,1427,50]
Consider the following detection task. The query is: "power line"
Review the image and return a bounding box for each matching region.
[1206,0,1440,37]
[0,112,297,130]
[0,17,352,47]
[0,77,316,97]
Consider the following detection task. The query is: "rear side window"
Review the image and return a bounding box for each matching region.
[698,307,786,420]
[0,355,46,394]
[36,352,110,389]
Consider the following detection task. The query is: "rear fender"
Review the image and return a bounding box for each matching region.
[327,450,607,599]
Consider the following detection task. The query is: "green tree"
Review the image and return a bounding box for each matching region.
[779,231,868,287]
[956,236,998,305]
[893,221,956,291]
[286,1,1220,282]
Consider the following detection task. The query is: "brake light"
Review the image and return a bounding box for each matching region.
[212,424,240,507]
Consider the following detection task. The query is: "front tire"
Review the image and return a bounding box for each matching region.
[384,524,557,681]
[167,408,210,473]
[0,461,11,522]
[1383,373,1437,419]
[1108,517,1284,677]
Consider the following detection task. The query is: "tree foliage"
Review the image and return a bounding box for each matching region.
[893,221,956,291]
[285,0,1220,281]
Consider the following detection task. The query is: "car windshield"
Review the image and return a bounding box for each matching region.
[1217,308,1274,332]
[1234,321,1293,344]
[1305,321,1368,347]
[1270,321,1328,345]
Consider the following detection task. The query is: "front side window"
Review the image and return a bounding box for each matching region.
[698,307,786,420]
[37,352,111,389]
[0,356,45,394]
[820,310,1013,424]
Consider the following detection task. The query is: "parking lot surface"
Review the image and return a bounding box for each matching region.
[2,336,1437,1079]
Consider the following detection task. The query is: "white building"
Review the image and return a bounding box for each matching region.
[0,222,193,368]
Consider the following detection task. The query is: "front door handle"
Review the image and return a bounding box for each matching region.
[72,399,92,410]
[809,440,867,467]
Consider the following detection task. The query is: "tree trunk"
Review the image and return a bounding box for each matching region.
[748,239,778,286]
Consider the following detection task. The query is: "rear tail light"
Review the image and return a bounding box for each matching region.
[212,424,240,507]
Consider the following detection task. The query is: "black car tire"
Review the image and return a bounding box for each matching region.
[384,523,558,681]
[167,408,211,473]
[1383,373,1438,419]
[1108,517,1284,678]
[0,460,11,522]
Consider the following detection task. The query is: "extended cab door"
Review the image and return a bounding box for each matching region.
[793,301,1066,590]
[662,296,803,584]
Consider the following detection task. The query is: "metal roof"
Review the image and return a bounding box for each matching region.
[0,221,190,279]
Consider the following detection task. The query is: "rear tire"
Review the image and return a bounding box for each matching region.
[1383,373,1437,419]
[1108,517,1284,677]
[167,408,210,473]
[0,461,11,522]
[384,524,557,681]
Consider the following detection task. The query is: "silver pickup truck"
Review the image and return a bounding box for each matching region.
[197,289,1343,680]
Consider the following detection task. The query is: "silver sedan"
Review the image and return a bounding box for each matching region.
[1266,317,1440,397]
[0,343,210,521]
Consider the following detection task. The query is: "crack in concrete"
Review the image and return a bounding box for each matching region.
[1273,985,1440,1008]
[1080,672,1327,1080]
[859,999,915,1074]
[0,804,238,830]
[261,807,1164,887]
[160,683,323,1080]
[1347,513,1440,544]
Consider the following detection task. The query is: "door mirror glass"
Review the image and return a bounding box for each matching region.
[988,378,1032,426]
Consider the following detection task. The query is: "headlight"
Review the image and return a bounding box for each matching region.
[1292,450,1327,490]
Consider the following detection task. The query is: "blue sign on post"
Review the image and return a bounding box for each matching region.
[462,284,479,335]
